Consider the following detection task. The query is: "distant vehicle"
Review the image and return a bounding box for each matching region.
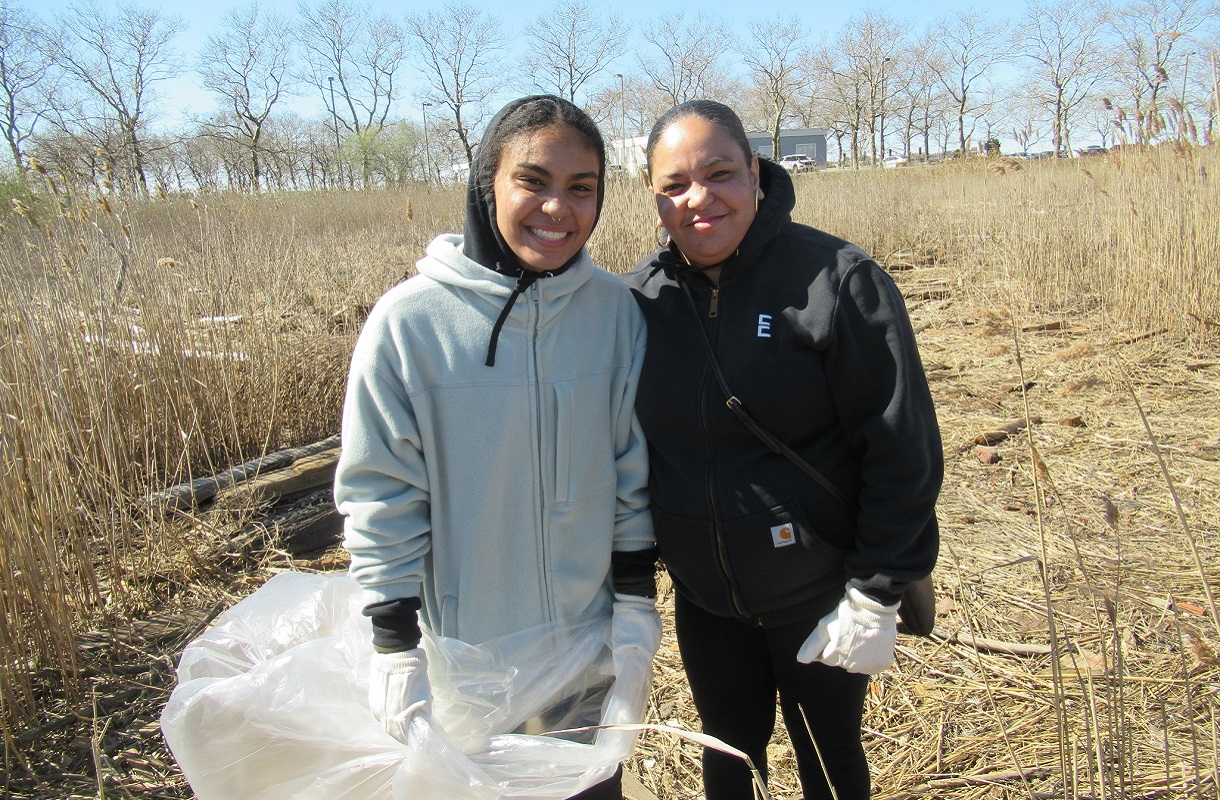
[882,154,909,168]
[778,154,817,172]
[1078,145,1108,156]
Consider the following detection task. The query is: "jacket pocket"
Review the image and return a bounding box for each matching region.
[651,505,738,618]
[719,502,847,615]
[653,502,848,617]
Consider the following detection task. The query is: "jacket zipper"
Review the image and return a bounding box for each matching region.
[530,283,553,617]
[698,288,746,616]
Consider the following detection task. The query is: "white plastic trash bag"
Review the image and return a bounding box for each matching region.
[161,571,651,799]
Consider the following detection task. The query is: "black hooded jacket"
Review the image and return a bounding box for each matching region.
[621,160,942,624]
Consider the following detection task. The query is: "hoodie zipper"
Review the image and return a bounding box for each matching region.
[529,282,553,617]
[696,288,746,617]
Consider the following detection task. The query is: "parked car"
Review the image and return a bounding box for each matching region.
[882,154,909,168]
[1078,145,1108,156]
[778,154,817,172]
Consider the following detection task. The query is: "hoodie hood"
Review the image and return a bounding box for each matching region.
[462,95,606,277]
[460,95,607,364]
[657,157,795,286]
[421,233,595,365]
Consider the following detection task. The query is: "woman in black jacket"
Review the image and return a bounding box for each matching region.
[622,100,942,800]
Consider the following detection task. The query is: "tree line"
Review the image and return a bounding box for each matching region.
[1,0,1216,195]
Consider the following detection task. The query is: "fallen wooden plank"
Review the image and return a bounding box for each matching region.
[230,489,344,557]
[145,435,340,512]
[217,450,340,507]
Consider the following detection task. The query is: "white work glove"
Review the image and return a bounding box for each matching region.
[796,585,900,675]
[611,593,662,672]
[368,648,432,744]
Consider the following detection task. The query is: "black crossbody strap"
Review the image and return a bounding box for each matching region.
[679,281,858,513]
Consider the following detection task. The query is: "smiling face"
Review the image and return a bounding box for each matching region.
[649,114,759,272]
[493,124,601,273]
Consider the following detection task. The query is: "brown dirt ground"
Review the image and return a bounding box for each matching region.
[6,262,1220,799]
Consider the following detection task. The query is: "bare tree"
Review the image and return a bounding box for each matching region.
[55,1,183,195]
[197,2,294,192]
[893,34,947,161]
[297,0,405,184]
[406,2,504,167]
[928,8,1012,155]
[0,0,58,176]
[833,11,912,164]
[585,73,657,139]
[803,40,868,167]
[740,16,807,159]
[805,11,912,165]
[638,12,729,106]
[522,2,628,104]
[1021,0,1111,154]
[1108,0,1219,142]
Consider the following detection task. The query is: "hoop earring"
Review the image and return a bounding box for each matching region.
[657,226,671,248]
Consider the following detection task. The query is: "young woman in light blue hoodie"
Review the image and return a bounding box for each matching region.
[334,95,658,800]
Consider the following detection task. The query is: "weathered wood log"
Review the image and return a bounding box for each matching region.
[963,416,1042,450]
[229,488,344,557]
[145,435,340,513]
[216,450,340,507]
[1107,327,1169,346]
[876,766,1058,799]
[929,626,1053,657]
[1020,320,1063,332]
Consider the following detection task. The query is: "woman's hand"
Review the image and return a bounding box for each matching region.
[369,648,433,744]
[611,593,662,673]
[796,585,899,675]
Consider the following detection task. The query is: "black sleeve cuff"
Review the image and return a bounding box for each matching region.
[612,547,659,597]
[363,597,423,653]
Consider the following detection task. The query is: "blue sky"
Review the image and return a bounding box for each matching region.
[35,0,991,133]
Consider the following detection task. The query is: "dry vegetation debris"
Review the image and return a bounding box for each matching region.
[8,259,1217,800]
[3,153,1219,798]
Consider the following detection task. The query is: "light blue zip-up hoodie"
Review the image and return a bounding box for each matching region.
[336,233,653,645]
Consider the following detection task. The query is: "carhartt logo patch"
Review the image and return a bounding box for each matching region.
[770,523,796,548]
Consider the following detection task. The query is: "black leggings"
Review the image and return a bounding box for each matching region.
[674,593,871,800]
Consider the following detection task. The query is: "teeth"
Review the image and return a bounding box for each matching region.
[531,228,568,241]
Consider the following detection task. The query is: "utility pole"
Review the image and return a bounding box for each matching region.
[879,57,891,163]
[615,73,625,139]
[422,102,432,185]
[1211,51,1219,143]
[328,77,340,187]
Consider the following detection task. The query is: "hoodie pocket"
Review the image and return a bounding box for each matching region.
[552,377,615,505]
[554,380,573,503]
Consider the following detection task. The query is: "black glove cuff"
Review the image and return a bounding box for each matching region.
[612,547,659,597]
[363,597,423,653]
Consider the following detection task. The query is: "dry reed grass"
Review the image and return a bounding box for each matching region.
[2,147,1218,798]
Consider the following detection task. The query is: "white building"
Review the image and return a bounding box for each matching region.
[607,135,648,176]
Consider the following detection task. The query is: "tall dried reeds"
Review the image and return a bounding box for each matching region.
[1,148,1218,798]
